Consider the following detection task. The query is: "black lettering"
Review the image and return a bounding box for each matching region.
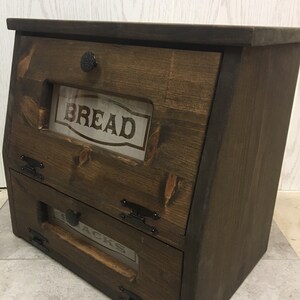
[103,113,117,135]
[58,211,66,222]
[114,243,126,254]
[92,231,104,241]
[64,102,77,122]
[102,236,114,248]
[81,225,91,236]
[119,117,136,139]
[90,109,104,130]
[76,105,90,127]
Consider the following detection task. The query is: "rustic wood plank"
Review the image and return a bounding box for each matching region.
[5,35,220,248]
[16,36,220,180]
[4,19,300,300]
[183,44,300,300]
[8,120,192,249]
[7,18,300,46]
[10,170,183,300]
[2,32,22,235]
[42,222,137,282]
[19,36,220,116]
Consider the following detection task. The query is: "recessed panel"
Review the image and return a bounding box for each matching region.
[49,85,152,160]
[50,208,139,270]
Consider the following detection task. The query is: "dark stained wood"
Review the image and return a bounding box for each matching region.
[43,222,137,282]
[5,35,220,249]
[183,44,300,300]
[10,170,183,300]
[182,47,242,299]
[2,32,23,236]
[4,19,300,300]
[43,246,121,299]
[7,18,300,47]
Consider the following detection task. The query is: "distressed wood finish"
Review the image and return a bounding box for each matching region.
[3,32,22,235]
[10,170,182,300]
[4,19,300,300]
[6,35,220,248]
[183,44,300,299]
[7,18,300,47]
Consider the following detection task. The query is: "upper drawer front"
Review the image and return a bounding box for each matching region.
[8,36,221,248]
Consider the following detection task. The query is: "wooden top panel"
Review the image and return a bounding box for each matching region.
[7,18,300,47]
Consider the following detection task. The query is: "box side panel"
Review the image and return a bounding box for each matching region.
[2,32,22,235]
[183,44,300,300]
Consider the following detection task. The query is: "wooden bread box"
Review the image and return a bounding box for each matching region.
[3,19,300,300]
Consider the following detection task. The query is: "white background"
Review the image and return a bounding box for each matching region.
[0,0,299,189]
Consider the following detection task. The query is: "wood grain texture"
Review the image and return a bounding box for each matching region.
[10,170,183,300]
[183,44,300,300]
[1,0,300,189]
[182,47,243,299]
[3,16,300,300]
[7,18,300,46]
[5,35,220,249]
[42,223,137,283]
[0,0,92,187]
[2,32,23,234]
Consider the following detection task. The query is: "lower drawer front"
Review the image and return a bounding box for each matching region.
[9,170,182,300]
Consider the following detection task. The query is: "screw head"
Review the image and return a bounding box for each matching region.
[152,212,159,220]
[151,227,157,234]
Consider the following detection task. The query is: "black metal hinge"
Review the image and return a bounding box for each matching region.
[120,199,160,234]
[20,155,44,180]
[28,228,49,252]
[119,286,142,300]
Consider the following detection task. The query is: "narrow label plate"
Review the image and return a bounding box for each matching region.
[53,208,138,265]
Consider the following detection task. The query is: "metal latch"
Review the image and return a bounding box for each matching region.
[120,199,160,234]
[119,286,142,300]
[21,155,44,180]
[28,228,49,252]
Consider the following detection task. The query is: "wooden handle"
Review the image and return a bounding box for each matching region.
[42,222,137,282]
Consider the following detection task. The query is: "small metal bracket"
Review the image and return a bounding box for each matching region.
[20,155,44,180]
[119,286,142,300]
[28,228,49,252]
[120,199,159,234]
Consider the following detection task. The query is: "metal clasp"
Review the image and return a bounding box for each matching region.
[120,199,160,234]
[28,228,49,252]
[119,286,142,300]
[20,155,44,180]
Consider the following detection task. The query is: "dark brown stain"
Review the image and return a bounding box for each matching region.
[17,45,36,78]
[78,146,92,167]
[164,173,178,207]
